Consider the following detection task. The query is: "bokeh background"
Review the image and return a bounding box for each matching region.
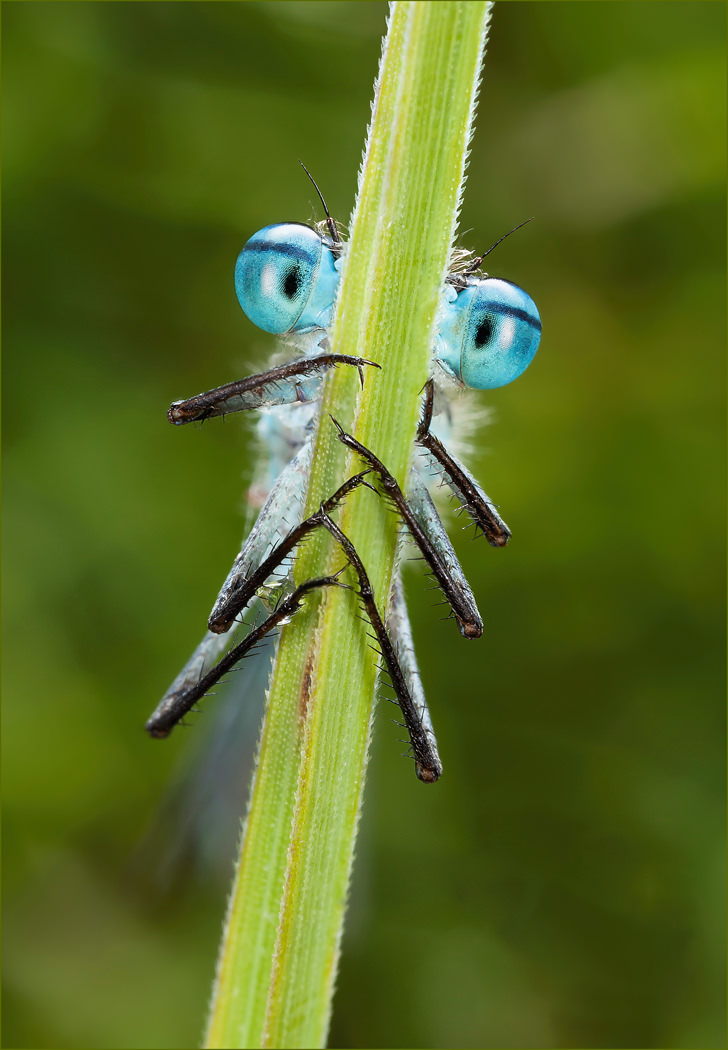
[3,3,725,1048]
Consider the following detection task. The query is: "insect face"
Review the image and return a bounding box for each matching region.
[234,222,340,336]
[438,277,541,390]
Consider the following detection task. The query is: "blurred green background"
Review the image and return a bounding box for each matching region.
[3,3,725,1048]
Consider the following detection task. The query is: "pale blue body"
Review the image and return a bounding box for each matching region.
[158,219,541,783]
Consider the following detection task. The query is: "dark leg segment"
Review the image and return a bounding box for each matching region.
[204,461,442,776]
[146,576,342,739]
[208,470,375,634]
[208,440,314,628]
[332,418,483,639]
[417,379,511,547]
[168,355,380,424]
[148,506,442,780]
[406,469,483,639]
[318,514,442,782]
[387,578,441,780]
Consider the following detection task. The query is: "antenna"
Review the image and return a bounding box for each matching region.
[464,217,535,274]
[299,160,340,247]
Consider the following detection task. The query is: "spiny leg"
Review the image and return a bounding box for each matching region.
[146,576,343,739]
[148,623,246,738]
[151,446,315,741]
[168,354,380,425]
[331,418,483,639]
[210,439,314,627]
[406,468,483,638]
[387,577,441,778]
[149,508,441,779]
[208,470,375,634]
[417,378,511,547]
[318,513,442,782]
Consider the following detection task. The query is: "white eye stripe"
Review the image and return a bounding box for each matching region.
[496,315,516,352]
[235,223,330,334]
[260,261,281,301]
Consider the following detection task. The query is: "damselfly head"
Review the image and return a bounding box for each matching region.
[234,222,340,336]
[235,204,540,391]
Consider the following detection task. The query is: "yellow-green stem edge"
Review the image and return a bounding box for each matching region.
[205,4,492,1046]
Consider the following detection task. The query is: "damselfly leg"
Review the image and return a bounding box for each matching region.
[147,488,443,782]
[147,575,345,741]
[168,354,380,425]
[416,379,511,547]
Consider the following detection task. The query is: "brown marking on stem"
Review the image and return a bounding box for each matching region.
[298,647,317,726]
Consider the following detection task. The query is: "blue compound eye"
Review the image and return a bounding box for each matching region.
[438,278,541,389]
[234,222,340,335]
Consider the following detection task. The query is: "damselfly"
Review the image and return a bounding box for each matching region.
[147,172,541,782]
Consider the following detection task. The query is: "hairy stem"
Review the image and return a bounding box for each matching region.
[205,3,492,1046]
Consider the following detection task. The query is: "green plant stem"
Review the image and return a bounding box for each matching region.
[205,3,492,1047]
